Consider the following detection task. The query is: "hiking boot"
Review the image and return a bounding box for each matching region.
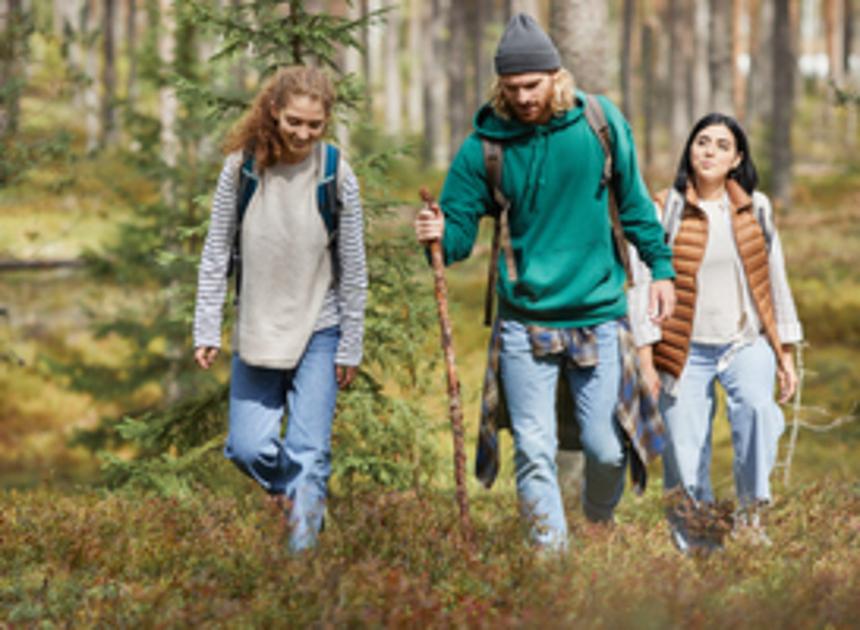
[732,505,772,547]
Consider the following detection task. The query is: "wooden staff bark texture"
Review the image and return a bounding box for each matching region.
[420,187,473,540]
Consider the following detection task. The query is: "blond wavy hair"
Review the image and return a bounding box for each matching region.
[223,65,335,171]
[488,68,576,120]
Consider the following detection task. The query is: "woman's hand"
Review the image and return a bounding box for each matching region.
[777,346,798,404]
[414,204,444,243]
[336,365,358,389]
[194,346,219,370]
[648,279,676,323]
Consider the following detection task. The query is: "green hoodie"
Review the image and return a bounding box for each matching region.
[438,91,674,328]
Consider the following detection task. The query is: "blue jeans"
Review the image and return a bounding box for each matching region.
[660,336,785,509]
[225,327,340,552]
[500,319,626,549]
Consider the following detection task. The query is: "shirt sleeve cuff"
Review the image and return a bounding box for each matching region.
[777,322,803,345]
[648,258,676,281]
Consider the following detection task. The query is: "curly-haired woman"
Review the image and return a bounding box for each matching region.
[192,66,367,552]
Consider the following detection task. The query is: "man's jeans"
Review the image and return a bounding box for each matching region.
[660,336,785,507]
[225,327,339,553]
[499,319,626,549]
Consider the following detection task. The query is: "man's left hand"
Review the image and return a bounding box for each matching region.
[336,365,358,389]
[648,279,676,323]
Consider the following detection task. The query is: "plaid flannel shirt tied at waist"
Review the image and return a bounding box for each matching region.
[475,317,665,493]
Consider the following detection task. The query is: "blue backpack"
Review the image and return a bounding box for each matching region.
[227,143,341,296]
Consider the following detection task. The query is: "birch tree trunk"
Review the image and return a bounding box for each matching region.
[383,0,402,136]
[406,0,423,133]
[709,0,734,112]
[159,0,178,203]
[549,0,609,93]
[448,0,468,155]
[771,0,794,209]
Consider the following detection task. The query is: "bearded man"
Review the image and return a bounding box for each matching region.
[415,14,676,550]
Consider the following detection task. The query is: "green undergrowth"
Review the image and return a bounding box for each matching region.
[1,478,857,627]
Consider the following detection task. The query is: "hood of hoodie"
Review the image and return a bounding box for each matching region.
[472,90,585,140]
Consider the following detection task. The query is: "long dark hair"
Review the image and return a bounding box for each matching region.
[673,112,758,195]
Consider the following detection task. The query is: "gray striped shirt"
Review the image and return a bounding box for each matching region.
[193,149,367,366]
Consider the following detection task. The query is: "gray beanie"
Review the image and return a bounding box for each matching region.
[494,13,561,76]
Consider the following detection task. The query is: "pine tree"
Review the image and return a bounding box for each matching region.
[57,0,440,496]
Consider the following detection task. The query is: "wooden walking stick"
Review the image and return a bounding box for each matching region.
[419,187,472,540]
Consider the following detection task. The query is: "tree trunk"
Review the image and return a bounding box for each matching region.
[771,0,794,209]
[383,0,402,136]
[620,0,635,119]
[448,0,468,155]
[159,0,178,203]
[746,0,773,126]
[362,0,383,114]
[83,0,101,153]
[101,0,118,147]
[126,0,139,111]
[844,0,854,76]
[406,0,423,133]
[732,0,746,121]
[473,0,491,109]
[549,0,609,93]
[0,0,24,140]
[691,0,710,119]
[709,0,733,112]
[504,0,539,21]
[825,0,846,86]
[641,19,657,172]
[337,0,361,149]
[667,0,689,148]
[422,0,448,168]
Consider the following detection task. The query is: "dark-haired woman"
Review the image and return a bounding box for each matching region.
[192,66,368,552]
[630,113,802,551]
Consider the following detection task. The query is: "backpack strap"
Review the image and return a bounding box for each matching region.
[228,150,259,300]
[583,94,632,282]
[753,194,774,251]
[317,142,340,238]
[481,137,518,327]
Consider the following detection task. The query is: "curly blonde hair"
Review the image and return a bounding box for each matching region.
[223,65,335,171]
[488,68,576,120]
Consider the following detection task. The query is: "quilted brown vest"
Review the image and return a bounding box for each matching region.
[653,180,784,380]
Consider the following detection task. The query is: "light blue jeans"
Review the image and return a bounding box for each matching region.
[225,327,340,553]
[660,336,785,509]
[500,319,626,549]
